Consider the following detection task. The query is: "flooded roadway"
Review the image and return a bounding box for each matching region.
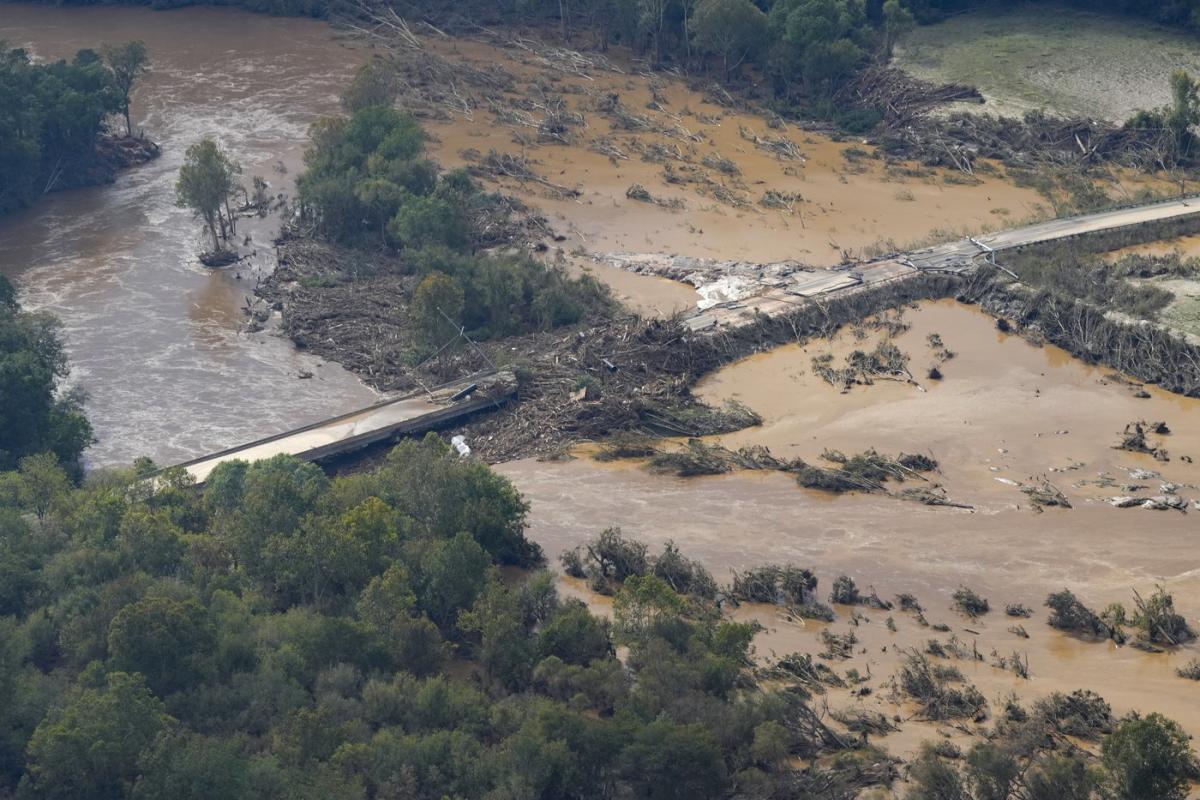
[0,4,377,467]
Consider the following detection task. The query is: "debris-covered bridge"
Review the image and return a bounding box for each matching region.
[173,197,1200,480]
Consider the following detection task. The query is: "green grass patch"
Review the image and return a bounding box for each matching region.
[896,4,1200,121]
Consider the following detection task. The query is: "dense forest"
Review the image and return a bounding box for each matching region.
[0,437,844,800]
[0,42,149,216]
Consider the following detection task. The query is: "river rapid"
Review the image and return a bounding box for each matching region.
[0,4,378,468]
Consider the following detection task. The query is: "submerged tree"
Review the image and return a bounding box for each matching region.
[101,41,149,137]
[175,138,241,256]
[1166,69,1200,161]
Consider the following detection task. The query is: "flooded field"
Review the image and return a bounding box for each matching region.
[696,300,1200,508]
[499,300,1200,748]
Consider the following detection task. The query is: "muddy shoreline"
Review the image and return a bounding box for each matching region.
[46,133,161,200]
[1,133,161,221]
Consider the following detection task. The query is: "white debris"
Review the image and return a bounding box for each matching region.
[1108,496,1143,508]
[1109,494,1188,510]
[450,435,471,457]
[694,274,760,309]
[1128,468,1161,480]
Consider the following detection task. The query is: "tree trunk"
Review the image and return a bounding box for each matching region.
[682,1,691,63]
[206,213,220,254]
[123,103,133,138]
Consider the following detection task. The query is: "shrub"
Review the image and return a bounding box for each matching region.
[952,587,989,617]
[410,271,465,349]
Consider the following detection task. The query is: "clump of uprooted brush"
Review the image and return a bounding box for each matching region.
[612,436,958,504]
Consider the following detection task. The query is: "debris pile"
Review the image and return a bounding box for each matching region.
[1113,419,1170,462]
[836,65,983,128]
[896,650,988,721]
[738,125,804,161]
[467,150,581,200]
[1019,478,1072,511]
[624,183,685,209]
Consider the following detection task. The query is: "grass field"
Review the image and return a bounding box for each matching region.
[895,4,1200,122]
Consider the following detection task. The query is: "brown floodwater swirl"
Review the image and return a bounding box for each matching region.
[0,4,378,467]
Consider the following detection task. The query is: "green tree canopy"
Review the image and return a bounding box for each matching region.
[0,295,92,470]
[175,137,241,254]
[100,41,149,137]
[1102,712,1196,800]
[690,0,768,81]
[768,0,871,97]
[20,672,172,800]
[0,45,120,215]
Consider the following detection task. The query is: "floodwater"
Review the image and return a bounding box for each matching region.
[0,4,378,467]
[499,300,1200,748]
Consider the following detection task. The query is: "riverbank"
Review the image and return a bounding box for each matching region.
[45,133,161,197]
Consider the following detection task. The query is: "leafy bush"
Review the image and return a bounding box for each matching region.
[953,586,989,617]
[1102,713,1197,800]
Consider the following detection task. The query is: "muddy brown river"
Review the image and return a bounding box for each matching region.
[0,4,377,467]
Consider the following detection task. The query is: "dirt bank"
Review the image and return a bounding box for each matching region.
[55,133,160,192]
[398,32,1045,270]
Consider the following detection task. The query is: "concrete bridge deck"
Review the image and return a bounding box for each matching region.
[173,372,515,484]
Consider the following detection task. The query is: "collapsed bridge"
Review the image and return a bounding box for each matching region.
[610,196,1200,332]
[171,197,1200,478]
